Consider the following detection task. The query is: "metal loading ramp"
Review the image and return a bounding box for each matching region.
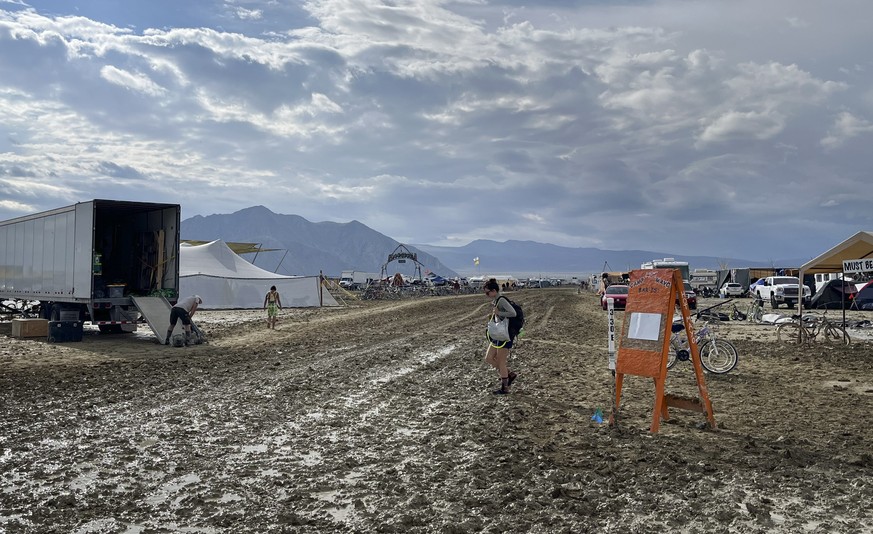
[131,296,192,344]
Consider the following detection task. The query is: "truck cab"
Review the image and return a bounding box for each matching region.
[755,276,812,309]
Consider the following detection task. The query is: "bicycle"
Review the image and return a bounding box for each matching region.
[776,312,851,345]
[745,299,764,323]
[667,319,739,374]
[729,303,747,321]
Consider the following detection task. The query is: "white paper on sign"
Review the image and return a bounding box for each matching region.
[628,312,662,341]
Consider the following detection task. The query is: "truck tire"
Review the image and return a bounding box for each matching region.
[770,295,779,309]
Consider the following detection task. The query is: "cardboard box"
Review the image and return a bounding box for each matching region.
[11,318,49,338]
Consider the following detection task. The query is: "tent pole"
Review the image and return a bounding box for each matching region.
[274,250,289,274]
[842,268,847,341]
[799,268,805,344]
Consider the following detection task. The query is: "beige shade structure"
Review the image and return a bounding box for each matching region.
[181,240,280,255]
[799,231,873,274]
[798,231,873,330]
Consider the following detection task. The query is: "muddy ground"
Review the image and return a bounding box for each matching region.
[1,288,872,533]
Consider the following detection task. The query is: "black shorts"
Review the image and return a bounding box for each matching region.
[169,306,191,327]
[488,335,513,349]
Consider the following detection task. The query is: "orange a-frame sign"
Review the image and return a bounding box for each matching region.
[613,268,716,432]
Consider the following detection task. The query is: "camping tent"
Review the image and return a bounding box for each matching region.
[180,240,338,309]
[854,281,873,311]
[808,279,858,310]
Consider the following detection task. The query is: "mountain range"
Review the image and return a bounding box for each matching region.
[413,241,792,276]
[182,206,798,278]
[181,206,458,278]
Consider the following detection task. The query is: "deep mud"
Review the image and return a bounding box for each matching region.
[1,288,872,533]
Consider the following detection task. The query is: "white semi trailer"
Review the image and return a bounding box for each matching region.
[0,199,181,335]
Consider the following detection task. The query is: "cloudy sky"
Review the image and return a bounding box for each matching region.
[1,0,871,262]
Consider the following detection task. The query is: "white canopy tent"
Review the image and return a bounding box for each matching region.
[179,240,338,309]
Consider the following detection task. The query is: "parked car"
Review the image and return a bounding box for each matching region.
[601,285,629,310]
[679,281,698,310]
[720,282,745,298]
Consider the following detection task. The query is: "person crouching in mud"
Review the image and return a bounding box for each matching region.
[165,295,201,346]
[483,278,518,395]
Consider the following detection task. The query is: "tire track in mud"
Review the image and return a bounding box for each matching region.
[172,294,532,528]
[184,343,474,528]
[28,298,491,531]
[216,297,485,352]
[531,303,555,334]
[0,296,501,531]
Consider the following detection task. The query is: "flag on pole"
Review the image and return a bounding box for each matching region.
[473,257,480,266]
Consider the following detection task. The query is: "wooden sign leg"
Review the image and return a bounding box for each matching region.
[650,377,666,433]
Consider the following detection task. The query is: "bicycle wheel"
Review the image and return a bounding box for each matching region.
[821,325,851,345]
[666,349,677,369]
[698,339,738,374]
[776,322,807,344]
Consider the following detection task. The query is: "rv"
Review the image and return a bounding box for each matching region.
[689,268,718,292]
[0,199,181,335]
[641,258,690,282]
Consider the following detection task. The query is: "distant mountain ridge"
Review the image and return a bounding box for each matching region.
[181,206,458,278]
[414,239,798,276]
[182,206,803,279]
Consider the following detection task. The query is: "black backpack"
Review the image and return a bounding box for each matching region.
[498,296,525,339]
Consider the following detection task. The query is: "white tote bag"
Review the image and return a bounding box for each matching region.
[487,316,511,341]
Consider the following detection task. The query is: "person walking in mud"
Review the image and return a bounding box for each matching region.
[483,278,518,395]
[264,285,282,329]
[598,272,610,296]
[165,295,201,346]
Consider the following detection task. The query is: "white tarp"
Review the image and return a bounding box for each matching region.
[179,240,338,309]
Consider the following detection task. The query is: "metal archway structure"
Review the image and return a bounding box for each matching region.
[381,244,424,285]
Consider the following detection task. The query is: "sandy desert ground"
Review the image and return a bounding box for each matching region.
[1,288,872,533]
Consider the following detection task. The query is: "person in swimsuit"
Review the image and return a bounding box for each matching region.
[264,285,282,329]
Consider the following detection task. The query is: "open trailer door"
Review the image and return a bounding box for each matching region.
[131,295,174,344]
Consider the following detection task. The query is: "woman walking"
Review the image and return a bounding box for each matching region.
[483,278,518,394]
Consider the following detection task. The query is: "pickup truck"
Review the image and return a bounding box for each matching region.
[753,276,811,309]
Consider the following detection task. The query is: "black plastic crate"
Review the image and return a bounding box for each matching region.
[48,321,84,343]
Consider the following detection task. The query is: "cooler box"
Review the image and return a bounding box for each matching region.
[11,318,49,338]
[107,284,126,298]
[48,321,84,343]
